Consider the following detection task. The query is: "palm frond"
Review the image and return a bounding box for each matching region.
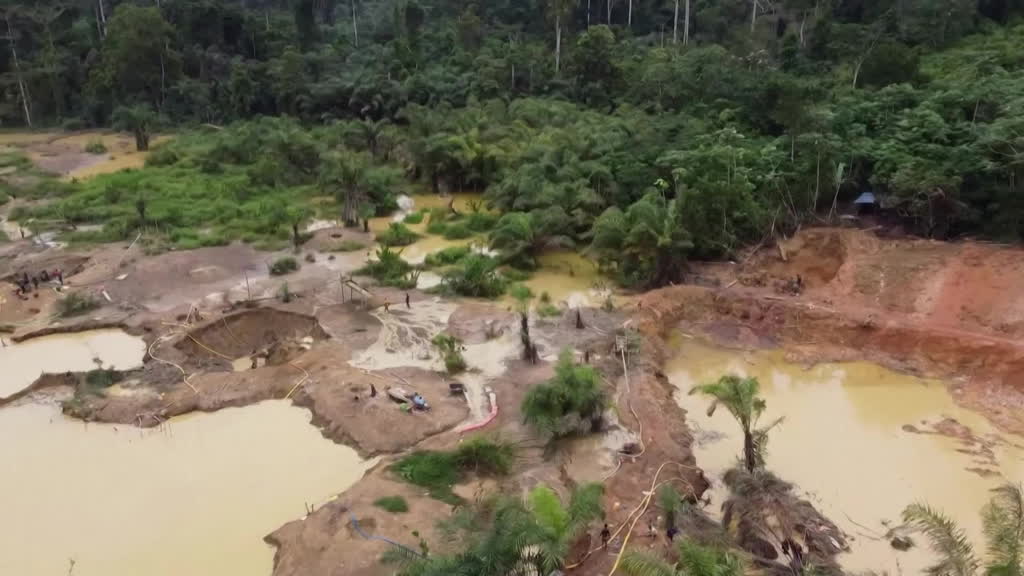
[620,551,678,576]
[903,503,979,576]
[982,483,1024,575]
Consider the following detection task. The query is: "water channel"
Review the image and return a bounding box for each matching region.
[667,336,1024,574]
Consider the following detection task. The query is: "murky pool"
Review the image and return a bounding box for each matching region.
[0,329,147,398]
[667,337,1024,575]
[0,400,370,576]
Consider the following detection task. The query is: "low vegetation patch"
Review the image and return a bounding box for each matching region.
[432,333,467,374]
[58,292,100,317]
[522,349,607,439]
[439,253,505,298]
[358,245,417,289]
[377,222,420,247]
[402,210,424,224]
[268,256,299,276]
[373,496,409,513]
[84,138,108,154]
[326,239,365,252]
[391,437,516,504]
[423,245,471,268]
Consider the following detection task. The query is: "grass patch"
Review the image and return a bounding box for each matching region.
[538,303,562,317]
[377,222,420,247]
[85,368,123,390]
[326,239,366,252]
[403,210,425,224]
[423,245,471,268]
[373,496,410,513]
[268,256,299,276]
[58,292,100,317]
[84,138,108,155]
[391,437,516,504]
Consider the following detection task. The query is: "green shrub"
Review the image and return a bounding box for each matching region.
[373,496,410,513]
[145,146,180,166]
[423,245,471,268]
[442,222,473,240]
[403,210,425,224]
[426,207,450,235]
[464,211,498,233]
[440,254,505,298]
[432,333,467,374]
[268,256,299,276]
[540,291,552,304]
[84,138,107,155]
[358,245,419,289]
[522,348,607,439]
[508,283,534,302]
[391,438,516,503]
[278,282,293,303]
[377,222,420,247]
[58,292,100,317]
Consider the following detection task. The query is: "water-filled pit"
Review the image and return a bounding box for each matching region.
[0,401,370,576]
[667,336,1024,574]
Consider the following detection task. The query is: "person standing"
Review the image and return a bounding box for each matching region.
[600,523,611,548]
[405,292,411,309]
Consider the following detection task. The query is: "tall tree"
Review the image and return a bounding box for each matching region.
[547,0,574,74]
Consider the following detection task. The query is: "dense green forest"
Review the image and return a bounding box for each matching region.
[2,0,1024,286]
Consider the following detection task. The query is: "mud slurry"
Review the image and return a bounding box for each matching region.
[667,337,1024,575]
[0,400,370,576]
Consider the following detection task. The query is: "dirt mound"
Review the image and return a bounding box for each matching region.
[177,308,328,363]
[743,228,848,291]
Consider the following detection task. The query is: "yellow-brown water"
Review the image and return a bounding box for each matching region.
[0,329,147,398]
[667,337,1024,574]
[0,400,370,576]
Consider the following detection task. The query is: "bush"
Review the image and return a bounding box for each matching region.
[426,207,450,235]
[522,348,607,439]
[440,254,505,298]
[432,333,467,373]
[144,146,180,166]
[84,138,107,155]
[377,222,420,247]
[359,245,416,288]
[268,256,299,276]
[403,210,425,224]
[58,292,100,317]
[508,283,534,303]
[423,245,471,268]
[442,222,473,240]
[85,369,123,390]
[373,496,409,513]
[464,211,499,233]
[391,438,516,503]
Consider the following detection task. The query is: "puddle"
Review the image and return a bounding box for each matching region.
[517,251,612,308]
[0,329,147,398]
[0,400,371,576]
[666,337,1024,575]
[351,298,519,421]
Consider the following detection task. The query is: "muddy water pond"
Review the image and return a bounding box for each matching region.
[0,400,371,576]
[0,329,147,398]
[667,337,1024,574]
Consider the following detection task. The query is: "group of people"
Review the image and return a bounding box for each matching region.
[12,268,63,297]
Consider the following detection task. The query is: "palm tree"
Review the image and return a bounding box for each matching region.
[903,483,1024,576]
[525,483,604,574]
[621,539,744,576]
[691,375,780,473]
[489,209,573,270]
[320,150,370,226]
